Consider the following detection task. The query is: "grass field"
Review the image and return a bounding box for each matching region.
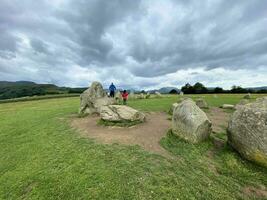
[0,94,267,199]
[0,93,80,104]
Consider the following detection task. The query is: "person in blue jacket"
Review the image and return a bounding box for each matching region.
[109,83,116,98]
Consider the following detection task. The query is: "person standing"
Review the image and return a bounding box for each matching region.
[121,90,129,105]
[109,83,116,98]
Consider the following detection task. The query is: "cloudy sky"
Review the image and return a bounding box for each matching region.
[0,0,267,89]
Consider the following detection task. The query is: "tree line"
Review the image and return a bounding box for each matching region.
[178,82,267,94]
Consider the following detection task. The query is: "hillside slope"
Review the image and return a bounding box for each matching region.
[0,81,86,100]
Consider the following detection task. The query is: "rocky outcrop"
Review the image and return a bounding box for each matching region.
[100,105,145,122]
[172,99,212,143]
[79,82,116,115]
[227,97,267,167]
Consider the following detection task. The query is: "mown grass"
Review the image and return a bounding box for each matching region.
[128,93,265,112]
[0,94,266,199]
[0,93,80,104]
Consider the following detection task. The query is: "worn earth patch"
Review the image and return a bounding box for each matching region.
[71,112,171,157]
[70,108,231,158]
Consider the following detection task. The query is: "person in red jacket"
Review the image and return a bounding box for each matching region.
[121,90,129,105]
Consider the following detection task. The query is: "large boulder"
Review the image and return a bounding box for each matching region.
[196,98,209,109]
[227,97,267,167]
[79,82,116,115]
[100,105,145,122]
[172,99,212,143]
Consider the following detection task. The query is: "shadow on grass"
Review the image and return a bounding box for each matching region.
[97,119,143,127]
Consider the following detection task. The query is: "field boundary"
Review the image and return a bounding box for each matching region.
[0,93,80,104]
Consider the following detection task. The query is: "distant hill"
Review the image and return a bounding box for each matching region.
[246,86,267,91]
[0,81,36,87]
[148,87,180,94]
[0,81,87,100]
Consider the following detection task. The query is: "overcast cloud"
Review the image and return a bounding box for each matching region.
[0,0,267,89]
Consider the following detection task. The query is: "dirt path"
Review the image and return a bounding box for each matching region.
[207,107,231,133]
[71,112,172,157]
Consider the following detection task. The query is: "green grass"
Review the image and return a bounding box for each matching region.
[128,93,266,112]
[0,94,267,199]
[0,93,80,104]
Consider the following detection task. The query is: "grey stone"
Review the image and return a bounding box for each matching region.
[243,93,251,99]
[100,105,145,122]
[129,91,135,99]
[227,97,267,167]
[79,81,116,115]
[196,98,209,109]
[155,91,162,97]
[221,104,235,109]
[169,102,179,114]
[172,99,212,143]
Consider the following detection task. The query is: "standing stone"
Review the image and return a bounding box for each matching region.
[227,97,267,167]
[196,98,209,109]
[115,91,121,98]
[155,91,162,98]
[180,91,184,96]
[100,105,145,122]
[243,93,251,99]
[137,93,145,99]
[221,104,235,109]
[79,81,116,115]
[172,99,212,143]
[129,91,135,99]
[115,91,122,103]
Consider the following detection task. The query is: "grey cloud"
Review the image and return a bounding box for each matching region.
[0,0,266,88]
[58,0,142,65]
[30,38,49,54]
[127,0,267,77]
[0,32,16,52]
